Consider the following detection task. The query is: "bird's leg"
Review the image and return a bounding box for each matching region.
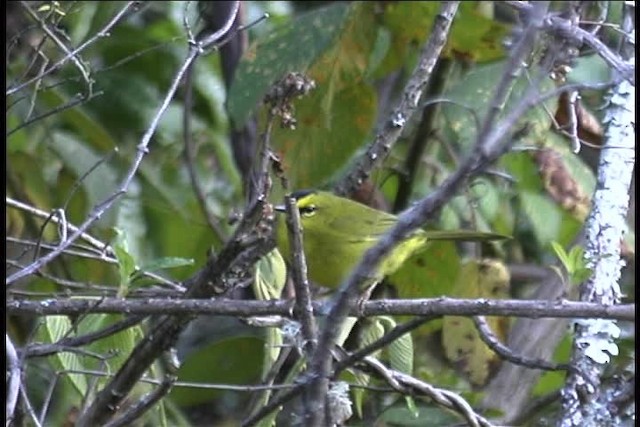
[355,280,379,317]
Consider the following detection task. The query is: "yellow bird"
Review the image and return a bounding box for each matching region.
[275,190,507,289]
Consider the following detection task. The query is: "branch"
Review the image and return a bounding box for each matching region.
[104,376,175,427]
[505,1,635,85]
[19,1,92,87]
[283,194,318,356]
[560,4,636,425]
[335,1,460,197]
[6,1,141,96]
[5,2,239,287]
[7,90,104,137]
[359,357,494,427]
[182,62,227,242]
[6,335,21,425]
[24,315,144,358]
[73,5,245,425]
[6,197,180,289]
[473,316,569,372]
[8,297,635,321]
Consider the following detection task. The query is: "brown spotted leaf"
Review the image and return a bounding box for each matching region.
[442,259,510,386]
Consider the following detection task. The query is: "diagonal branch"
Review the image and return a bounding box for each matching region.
[7,1,141,96]
[335,1,461,198]
[5,2,239,287]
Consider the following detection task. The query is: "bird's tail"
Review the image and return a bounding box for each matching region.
[425,230,510,241]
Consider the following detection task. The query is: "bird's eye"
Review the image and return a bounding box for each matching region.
[299,205,317,217]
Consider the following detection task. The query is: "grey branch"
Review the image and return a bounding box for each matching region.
[6,335,21,425]
[560,3,636,425]
[8,297,634,321]
[335,1,460,197]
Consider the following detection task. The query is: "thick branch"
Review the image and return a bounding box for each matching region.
[8,297,633,323]
[560,4,636,424]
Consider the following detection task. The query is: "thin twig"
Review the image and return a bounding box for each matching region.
[72,7,274,423]
[6,38,201,286]
[7,90,104,137]
[283,194,318,356]
[104,376,176,427]
[19,383,43,427]
[334,316,434,374]
[25,315,145,358]
[242,385,303,427]
[7,1,141,96]
[315,2,461,423]
[476,1,549,156]
[182,63,227,241]
[6,335,21,426]
[473,316,569,372]
[360,356,494,427]
[393,59,452,212]
[547,15,635,85]
[19,1,92,86]
[560,3,636,423]
[6,197,181,289]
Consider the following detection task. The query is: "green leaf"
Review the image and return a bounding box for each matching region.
[550,241,572,270]
[39,316,88,399]
[568,54,612,85]
[568,245,586,268]
[572,267,593,285]
[37,85,118,152]
[388,241,461,299]
[272,80,377,188]
[442,61,558,152]
[113,227,138,296]
[520,192,563,246]
[550,242,592,286]
[376,316,414,376]
[169,337,264,407]
[228,3,352,127]
[138,257,194,275]
[253,249,287,301]
[359,317,386,359]
[387,328,414,377]
[76,313,142,378]
[85,71,161,136]
[49,131,119,224]
[442,260,510,386]
[378,2,510,75]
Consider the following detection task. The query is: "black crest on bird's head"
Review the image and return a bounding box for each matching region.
[290,189,317,201]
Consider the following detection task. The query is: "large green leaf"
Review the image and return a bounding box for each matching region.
[39,316,89,399]
[378,2,510,75]
[76,313,143,377]
[228,3,352,127]
[388,241,461,299]
[49,131,120,226]
[272,80,377,188]
[169,337,264,407]
[502,150,584,248]
[32,85,118,152]
[441,61,558,151]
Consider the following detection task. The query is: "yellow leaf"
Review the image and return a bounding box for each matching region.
[442,259,510,385]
